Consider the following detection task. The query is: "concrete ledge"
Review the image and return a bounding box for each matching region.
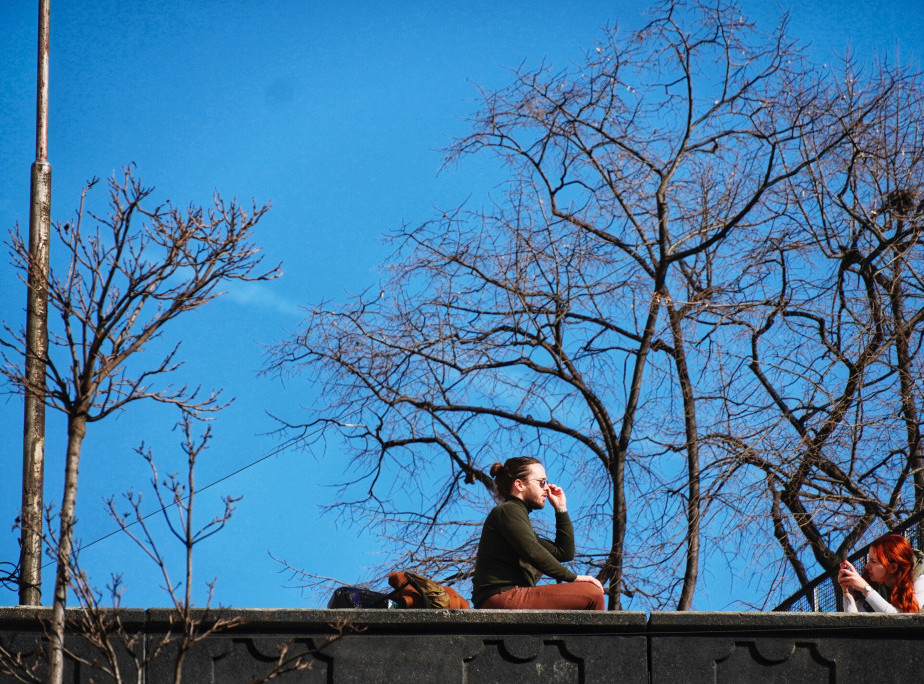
[2,607,923,682]
[207,607,650,630]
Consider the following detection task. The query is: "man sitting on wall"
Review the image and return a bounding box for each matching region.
[471,456,605,610]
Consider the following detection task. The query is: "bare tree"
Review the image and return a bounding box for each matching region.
[101,415,243,684]
[1,165,279,683]
[0,415,343,683]
[706,60,924,599]
[267,1,901,609]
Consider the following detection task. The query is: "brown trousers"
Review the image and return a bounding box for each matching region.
[479,581,605,610]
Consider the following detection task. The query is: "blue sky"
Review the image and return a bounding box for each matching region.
[1,1,922,611]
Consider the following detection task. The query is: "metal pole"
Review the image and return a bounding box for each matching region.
[20,0,51,606]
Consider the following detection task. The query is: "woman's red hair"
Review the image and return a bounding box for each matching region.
[864,534,920,613]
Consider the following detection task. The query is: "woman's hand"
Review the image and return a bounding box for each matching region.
[546,483,567,511]
[837,560,867,593]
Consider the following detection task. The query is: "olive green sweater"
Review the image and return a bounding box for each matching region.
[471,497,578,607]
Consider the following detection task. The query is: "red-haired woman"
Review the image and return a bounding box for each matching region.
[838,533,924,613]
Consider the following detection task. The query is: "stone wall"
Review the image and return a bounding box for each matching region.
[1,606,922,682]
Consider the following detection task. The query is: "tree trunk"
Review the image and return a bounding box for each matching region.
[605,290,663,609]
[665,300,700,611]
[889,264,924,527]
[606,457,627,611]
[48,412,87,684]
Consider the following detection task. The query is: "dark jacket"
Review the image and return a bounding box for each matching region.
[471,497,577,607]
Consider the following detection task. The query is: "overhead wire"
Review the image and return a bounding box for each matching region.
[35,434,306,570]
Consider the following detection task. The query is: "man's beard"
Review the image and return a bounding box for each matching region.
[525,496,546,511]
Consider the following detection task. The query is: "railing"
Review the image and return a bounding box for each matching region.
[773,509,924,612]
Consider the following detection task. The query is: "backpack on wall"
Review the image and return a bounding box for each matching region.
[388,571,470,609]
[327,585,398,609]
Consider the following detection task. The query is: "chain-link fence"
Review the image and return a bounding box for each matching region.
[774,511,924,612]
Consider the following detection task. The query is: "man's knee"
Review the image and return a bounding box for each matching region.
[582,583,606,610]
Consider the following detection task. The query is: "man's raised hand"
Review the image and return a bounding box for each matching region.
[547,483,567,511]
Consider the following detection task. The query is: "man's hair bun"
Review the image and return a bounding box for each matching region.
[489,457,541,500]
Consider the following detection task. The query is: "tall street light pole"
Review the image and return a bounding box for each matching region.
[20,0,52,606]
